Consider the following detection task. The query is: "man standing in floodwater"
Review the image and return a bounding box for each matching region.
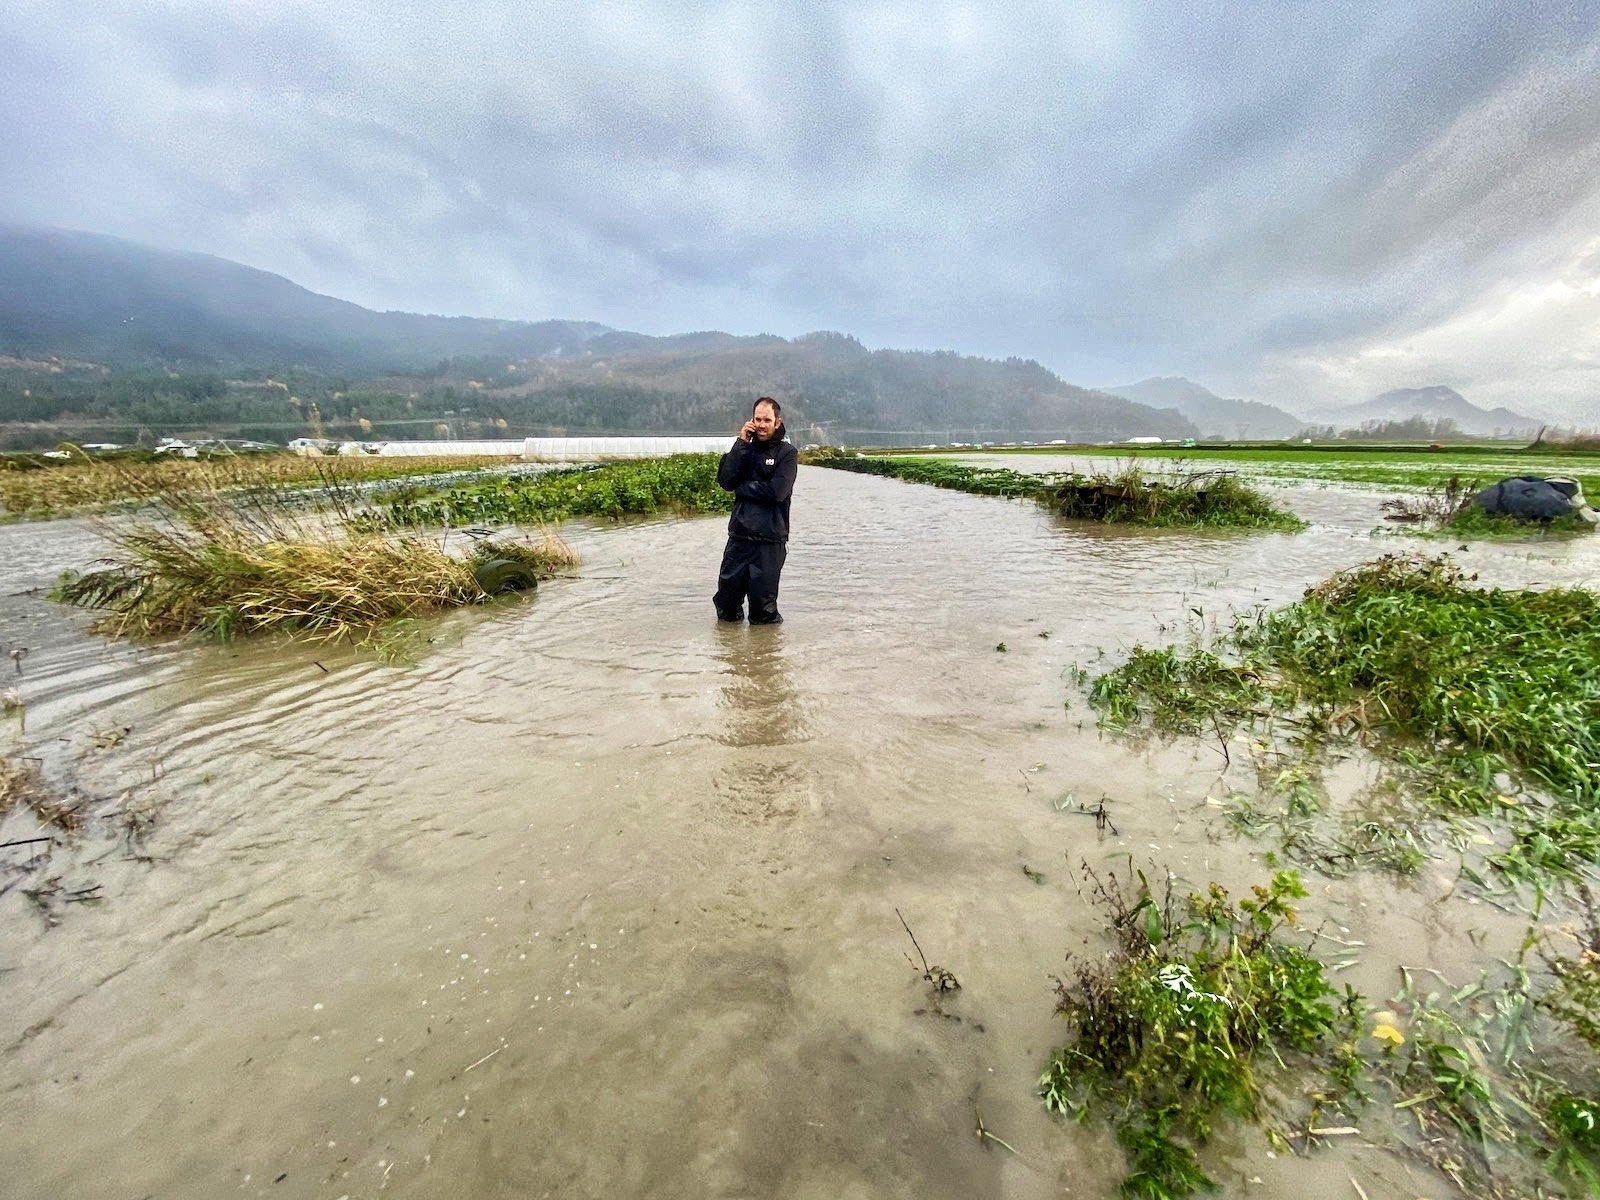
[714,396,798,625]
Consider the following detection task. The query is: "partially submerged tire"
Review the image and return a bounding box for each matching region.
[473,557,539,595]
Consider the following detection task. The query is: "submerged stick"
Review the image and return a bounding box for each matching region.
[1065,797,1119,836]
[896,907,932,978]
[896,908,960,991]
[463,1044,504,1072]
[974,1110,1020,1155]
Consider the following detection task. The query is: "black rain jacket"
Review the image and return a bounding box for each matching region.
[718,429,798,543]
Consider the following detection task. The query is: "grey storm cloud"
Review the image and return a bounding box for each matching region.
[3,0,1599,416]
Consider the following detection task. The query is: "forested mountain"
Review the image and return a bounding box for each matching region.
[0,225,1197,446]
[1103,376,1304,439]
[467,331,1196,438]
[0,332,1196,448]
[0,225,608,368]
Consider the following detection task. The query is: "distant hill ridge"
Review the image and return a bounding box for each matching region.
[0,225,611,367]
[1102,376,1305,439]
[1332,385,1539,436]
[0,224,1197,440]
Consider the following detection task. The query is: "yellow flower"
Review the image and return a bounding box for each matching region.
[1371,1022,1405,1047]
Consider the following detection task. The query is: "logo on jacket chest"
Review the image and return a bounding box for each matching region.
[764,458,775,466]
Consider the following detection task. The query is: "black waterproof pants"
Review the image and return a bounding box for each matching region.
[713,537,786,623]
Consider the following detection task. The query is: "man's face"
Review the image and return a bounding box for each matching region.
[751,405,778,439]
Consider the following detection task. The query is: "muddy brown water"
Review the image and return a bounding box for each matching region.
[2,465,1598,1199]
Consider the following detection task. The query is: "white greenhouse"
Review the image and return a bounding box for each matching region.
[520,436,730,462]
[298,437,734,460]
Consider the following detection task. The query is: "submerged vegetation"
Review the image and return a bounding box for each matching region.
[53,484,576,644]
[380,453,731,526]
[1089,554,1600,886]
[1361,961,1600,1199]
[920,442,1600,495]
[807,451,1305,530]
[1042,862,1600,1198]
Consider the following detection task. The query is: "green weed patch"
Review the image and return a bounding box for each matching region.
[1441,506,1595,538]
[800,450,1049,497]
[808,452,1305,530]
[380,453,731,526]
[906,443,1600,494]
[1088,555,1600,887]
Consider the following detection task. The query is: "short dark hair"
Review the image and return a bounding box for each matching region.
[753,396,781,417]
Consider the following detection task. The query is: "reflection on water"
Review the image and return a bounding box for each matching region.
[0,470,1596,1199]
[712,625,808,748]
[709,625,816,824]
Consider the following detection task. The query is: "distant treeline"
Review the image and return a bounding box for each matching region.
[0,334,1197,449]
[1297,416,1577,443]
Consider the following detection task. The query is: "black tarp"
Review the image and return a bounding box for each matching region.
[1468,476,1582,521]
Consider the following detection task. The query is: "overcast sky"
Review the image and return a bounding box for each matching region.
[3,1,1598,419]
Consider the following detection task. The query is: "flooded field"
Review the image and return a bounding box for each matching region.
[3,465,1598,1198]
[946,448,1600,489]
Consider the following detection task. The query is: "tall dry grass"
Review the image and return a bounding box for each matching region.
[0,754,41,818]
[0,452,509,519]
[53,481,576,643]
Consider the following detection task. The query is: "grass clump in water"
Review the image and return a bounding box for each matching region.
[1046,466,1305,531]
[1257,556,1597,806]
[806,452,1304,530]
[1041,865,1359,1198]
[1090,645,1270,733]
[53,485,576,643]
[381,453,731,527]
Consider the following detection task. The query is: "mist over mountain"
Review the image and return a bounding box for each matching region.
[1329,386,1541,437]
[1102,377,1305,439]
[0,225,1195,444]
[0,226,611,368]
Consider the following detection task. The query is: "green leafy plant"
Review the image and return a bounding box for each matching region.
[1040,866,1358,1198]
[381,453,731,526]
